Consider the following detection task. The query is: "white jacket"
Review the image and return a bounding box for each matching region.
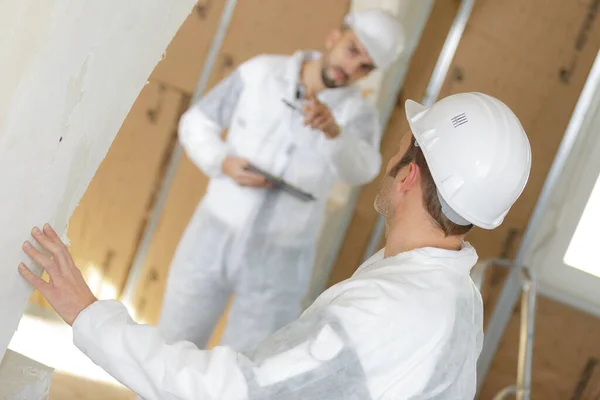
[179,51,382,244]
[73,243,483,399]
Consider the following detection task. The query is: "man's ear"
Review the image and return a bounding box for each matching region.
[396,162,420,193]
[325,29,343,50]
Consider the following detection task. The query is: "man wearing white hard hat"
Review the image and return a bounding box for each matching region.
[152,9,405,352]
[20,91,531,398]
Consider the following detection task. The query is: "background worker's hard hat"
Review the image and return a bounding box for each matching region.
[405,92,532,230]
[344,9,405,69]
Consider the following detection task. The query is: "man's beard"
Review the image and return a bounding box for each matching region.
[374,176,394,218]
[321,68,338,88]
[320,58,349,88]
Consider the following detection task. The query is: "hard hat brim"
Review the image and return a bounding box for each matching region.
[405,99,428,124]
[344,15,385,68]
[344,11,404,69]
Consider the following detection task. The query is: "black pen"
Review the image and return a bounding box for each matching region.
[282,99,303,114]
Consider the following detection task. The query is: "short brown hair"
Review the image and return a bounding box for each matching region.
[390,136,473,236]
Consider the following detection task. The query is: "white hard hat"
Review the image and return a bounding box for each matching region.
[344,9,405,69]
[405,92,532,230]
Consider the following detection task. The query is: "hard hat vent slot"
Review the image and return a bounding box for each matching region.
[451,113,468,128]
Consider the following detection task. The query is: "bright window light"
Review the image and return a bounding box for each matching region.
[564,172,600,277]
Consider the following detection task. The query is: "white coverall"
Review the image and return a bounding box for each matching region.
[159,51,382,351]
[74,243,483,399]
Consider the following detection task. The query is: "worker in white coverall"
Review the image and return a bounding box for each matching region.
[157,9,405,352]
[20,91,531,399]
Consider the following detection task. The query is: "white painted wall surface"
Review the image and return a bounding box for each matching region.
[0,0,194,362]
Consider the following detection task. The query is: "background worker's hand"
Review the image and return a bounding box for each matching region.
[222,156,272,188]
[18,224,97,326]
[303,89,341,139]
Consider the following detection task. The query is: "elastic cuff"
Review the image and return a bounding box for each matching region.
[72,300,103,329]
[320,129,348,156]
[210,150,229,178]
[72,300,127,343]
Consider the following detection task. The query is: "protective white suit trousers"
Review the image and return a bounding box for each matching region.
[158,202,314,352]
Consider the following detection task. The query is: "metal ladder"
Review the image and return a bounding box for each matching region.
[471,260,537,400]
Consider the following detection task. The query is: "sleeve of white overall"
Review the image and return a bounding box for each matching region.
[72,288,386,400]
[178,69,243,178]
[319,103,382,185]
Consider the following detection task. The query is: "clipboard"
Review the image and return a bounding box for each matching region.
[245,163,316,202]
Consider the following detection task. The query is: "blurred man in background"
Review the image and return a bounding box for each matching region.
[158,9,405,351]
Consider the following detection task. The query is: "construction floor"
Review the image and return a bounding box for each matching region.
[49,373,134,400]
[9,305,136,399]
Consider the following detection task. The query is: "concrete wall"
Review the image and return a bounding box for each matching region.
[0,0,194,361]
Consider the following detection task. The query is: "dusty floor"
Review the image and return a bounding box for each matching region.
[50,373,135,399]
[9,306,136,399]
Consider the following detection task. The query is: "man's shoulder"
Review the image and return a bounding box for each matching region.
[238,53,290,76]
[318,269,481,398]
[319,275,472,361]
[337,89,379,121]
[338,266,479,322]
